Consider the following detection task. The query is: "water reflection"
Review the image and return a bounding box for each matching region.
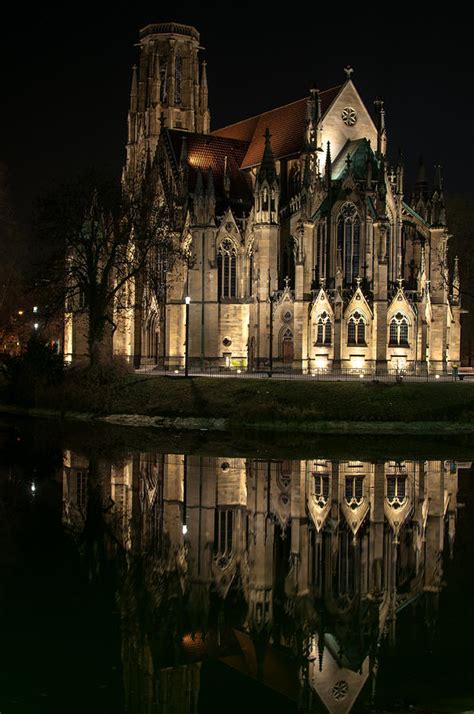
[61,453,467,713]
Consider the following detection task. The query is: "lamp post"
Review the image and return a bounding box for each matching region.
[185,296,191,377]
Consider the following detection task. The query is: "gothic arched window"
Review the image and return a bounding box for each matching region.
[217,239,237,299]
[386,475,407,509]
[347,311,366,345]
[313,473,329,507]
[345,476,364,509]
[337,202,361,285]
[159,58,168,104]
[175,54,182,105]
[214,508,234,567]
[316,311,332,345]
[314,220,327,285]
[389,312,409,346]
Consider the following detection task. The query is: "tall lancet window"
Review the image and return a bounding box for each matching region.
[175,54,182,105]
[337,202,361,285]
[160,58,168,104]
[218,239,237,299]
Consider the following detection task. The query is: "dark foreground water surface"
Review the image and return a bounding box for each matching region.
[1,418,474,714]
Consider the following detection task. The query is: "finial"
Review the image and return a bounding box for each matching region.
[344,65,354,80]
[397,275,404,289]
[319,276,326,288]
[284,275,290,289]
[355,276,362,287]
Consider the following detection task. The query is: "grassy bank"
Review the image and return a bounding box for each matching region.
[2,370,474,428]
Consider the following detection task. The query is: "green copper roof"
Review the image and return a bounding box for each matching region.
[332,138,378,181]
[402,201,428,226]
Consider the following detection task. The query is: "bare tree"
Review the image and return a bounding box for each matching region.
[36,169,179,367]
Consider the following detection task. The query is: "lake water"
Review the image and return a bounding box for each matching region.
[1,417,474,713]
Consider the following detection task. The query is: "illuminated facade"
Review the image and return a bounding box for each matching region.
[66,21,462,373]
[62,451,461,712]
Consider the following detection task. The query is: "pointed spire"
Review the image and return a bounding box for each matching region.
[130,65,138,114]
[374,98,386,157]
[257,128,277,186]
[416,155,427,190]
[325,141,332,188]
[434,164,443,194]
[223,155,231,198]
[420,243,426,276]
[200,60,208,109]
[396,149,404,195]
[452,255,460,304]
[376,155,387,216]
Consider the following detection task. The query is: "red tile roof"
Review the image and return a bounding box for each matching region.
[166,129,252,201]
[212,85,342,169]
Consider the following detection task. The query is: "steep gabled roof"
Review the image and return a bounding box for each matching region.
[211,85,342,169]
[166,129,253,202]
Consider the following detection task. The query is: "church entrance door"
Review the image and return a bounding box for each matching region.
[282,337,294,364]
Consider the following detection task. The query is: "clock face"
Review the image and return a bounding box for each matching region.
[341,106,358,126]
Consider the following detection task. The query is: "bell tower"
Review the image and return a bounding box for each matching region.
[126,22,210,174]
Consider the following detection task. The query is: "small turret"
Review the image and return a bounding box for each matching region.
[324,141,332,190]
[254,129,279,224]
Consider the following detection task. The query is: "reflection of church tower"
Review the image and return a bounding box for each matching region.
[126,22,210,176]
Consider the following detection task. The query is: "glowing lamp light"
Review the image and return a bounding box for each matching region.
[315,356,327,370]
[359,373,364,378]
[34,323,39,330]
[185,296,191,305]
[31,483,36,494]
[350,355,365,370]
[18,309,24,316]
[237,369,241,374]
[435,374,440,380]
[174,369,179,374]
[182,524,188,535]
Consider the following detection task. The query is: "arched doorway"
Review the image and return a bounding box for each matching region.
[281,328,294,364]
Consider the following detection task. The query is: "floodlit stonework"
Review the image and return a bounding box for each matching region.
[66,22,462,374]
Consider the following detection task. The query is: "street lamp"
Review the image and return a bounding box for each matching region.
[185,296,191,377]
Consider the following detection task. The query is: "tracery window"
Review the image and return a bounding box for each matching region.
[313,473,330,507]
[389,312,409,346]
[175,54,182,104]
[316,311,332,345]
[345,476,364,509]
[217,238,237,299]
[314,220,327,284]
[214,508,234,567]
[386,475,407,509]
[159,58,168,103]
[337,202,361,285]
[347,311,366,345]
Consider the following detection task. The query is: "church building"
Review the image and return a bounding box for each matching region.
[66,21,462,374]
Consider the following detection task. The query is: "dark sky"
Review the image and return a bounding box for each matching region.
[1,6,471,217]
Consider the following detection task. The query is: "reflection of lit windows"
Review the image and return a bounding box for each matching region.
[313,473,329,507]
[386,475,407,509]
[214,508,234,566]
[76,470,88,511]
[345,476,364,509]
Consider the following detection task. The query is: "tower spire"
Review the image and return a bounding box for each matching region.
[452,255,460,304]
[256,128,277,186]
[199,60,210,133]
[374,98,387,156]
[324,141,332,189]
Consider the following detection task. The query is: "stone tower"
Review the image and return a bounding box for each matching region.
[125,22,210,176]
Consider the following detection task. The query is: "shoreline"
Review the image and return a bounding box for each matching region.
[1,403,474,435]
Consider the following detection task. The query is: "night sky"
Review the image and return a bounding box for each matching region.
[1,6,470,217]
